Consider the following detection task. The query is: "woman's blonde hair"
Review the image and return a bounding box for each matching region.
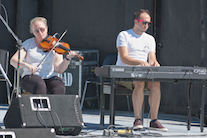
[29,17,47,34]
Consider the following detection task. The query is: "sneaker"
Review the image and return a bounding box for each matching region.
[149,120,168,132]
[133,119,143,130]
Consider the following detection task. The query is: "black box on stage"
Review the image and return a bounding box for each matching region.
[3,95,84,136]
[60,49,99,98]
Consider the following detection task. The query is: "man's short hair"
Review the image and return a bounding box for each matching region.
[134,9,151,20]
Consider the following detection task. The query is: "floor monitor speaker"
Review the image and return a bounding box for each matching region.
[4,94,84,136]
[0,128,56,138]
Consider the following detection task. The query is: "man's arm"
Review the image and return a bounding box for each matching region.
[148,51,160,67]
[117,46,149,66]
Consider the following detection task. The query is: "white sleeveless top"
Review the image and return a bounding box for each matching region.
[21,37,59,79]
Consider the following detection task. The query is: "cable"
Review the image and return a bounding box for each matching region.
[49,109,67,135]
[36,107,48,128]
[35,103,64,134]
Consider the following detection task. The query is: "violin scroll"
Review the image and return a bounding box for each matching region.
[75,54,84,60]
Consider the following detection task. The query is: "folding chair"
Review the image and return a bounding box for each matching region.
[0,49,12,105]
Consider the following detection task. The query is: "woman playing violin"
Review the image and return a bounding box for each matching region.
[10,17,77,94]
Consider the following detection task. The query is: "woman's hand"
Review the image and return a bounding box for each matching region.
[25,63,38,74]
[66,51,77,59]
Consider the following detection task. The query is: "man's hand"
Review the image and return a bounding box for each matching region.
[140,61,150,66]
[149,61,160,67]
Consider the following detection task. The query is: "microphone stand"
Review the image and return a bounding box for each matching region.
[0,14,23,97]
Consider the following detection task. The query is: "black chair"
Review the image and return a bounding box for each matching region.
[0,49,12,105]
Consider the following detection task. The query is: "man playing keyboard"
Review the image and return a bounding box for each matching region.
[116,9,167,132]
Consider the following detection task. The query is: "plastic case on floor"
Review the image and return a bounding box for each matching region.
[60,49,99,98]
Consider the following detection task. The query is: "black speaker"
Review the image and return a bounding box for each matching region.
[4,94,84,136]
[0,128,56,138]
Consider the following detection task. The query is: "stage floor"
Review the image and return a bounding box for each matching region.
[0,105,207,138]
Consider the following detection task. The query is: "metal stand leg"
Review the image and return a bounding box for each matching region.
[187,82,192,130]
[80,81,88,110]
[126,95,131,111]
[6,82,11,105]
[200,81,206,132]
[109,78,115,125]
[96,83,100,108]
[100,77,105,129]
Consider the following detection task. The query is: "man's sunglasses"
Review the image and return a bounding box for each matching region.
[137,19,151,26]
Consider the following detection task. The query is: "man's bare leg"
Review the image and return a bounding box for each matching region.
[132,81,145,119]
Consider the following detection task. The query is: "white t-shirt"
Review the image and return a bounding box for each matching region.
[21,37,59,79]
[116,29,156,66]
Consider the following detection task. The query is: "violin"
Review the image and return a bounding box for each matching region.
[40,35,84,60]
